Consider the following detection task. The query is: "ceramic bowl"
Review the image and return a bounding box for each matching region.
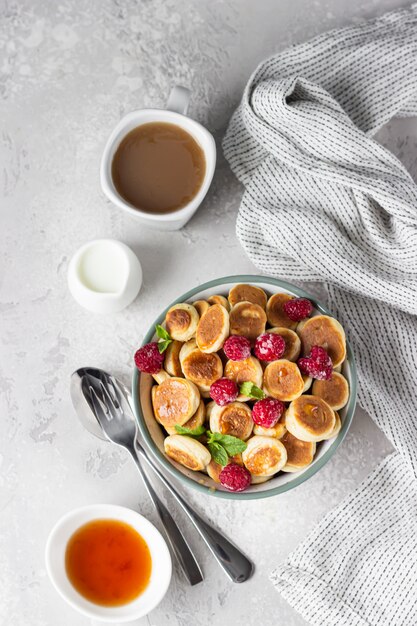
[45,504,172,623]
[132,275,357,500]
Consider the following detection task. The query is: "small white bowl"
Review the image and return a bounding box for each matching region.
[68,239,142,314]
[45,504,172,624]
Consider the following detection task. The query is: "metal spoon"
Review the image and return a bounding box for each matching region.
[72,367,254,583]
[71,367,203,586]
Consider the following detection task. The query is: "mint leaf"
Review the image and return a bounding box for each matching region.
[208,441,228,466]
[157,339,171,354]
[239,381,266,400]
[214,434,247,456]
[155,324,171,340]
[174,424,206,437]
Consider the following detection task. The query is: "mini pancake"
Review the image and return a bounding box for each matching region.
[164,340,184,377]
[242,436,287,476]
[207,294,230,311]
[251,475,271,484]
[196,304,229,353]
[164,435,211,471]
[164,399,206,435]
[180,342,223,394]
[281,431,316,472]
[193,300,210,317]
[151,377,200,431]
[325,410,342,440]
[286,395,336,442]
[266,293,298,329]
[253,413,287,439]
[210,401,253,440]
[312,372,349,411]
[298,315,346,367]
[269,327,301,361]
[263,360,304,402]
[206,453,244,483]
[165,303,199,342]
[229,301,267,342]
[228,284,267,309]
[302,374,313,393]
[224,356,263,400]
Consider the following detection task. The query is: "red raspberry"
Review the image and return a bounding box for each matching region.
[210,378,239,406]
[219,464,252,492]
[223,335,251,361]
[134,342,165,374]
[252,398,285,428]
[298,346,333,380]
[283,298,313,321]
[254,332,285,361]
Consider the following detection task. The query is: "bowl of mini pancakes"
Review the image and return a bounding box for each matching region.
[132,275,357,500]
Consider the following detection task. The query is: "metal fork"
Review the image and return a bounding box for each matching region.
[87,371,254,583]
[87,373,203,586]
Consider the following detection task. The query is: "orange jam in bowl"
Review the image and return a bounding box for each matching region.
[65,519,152,606]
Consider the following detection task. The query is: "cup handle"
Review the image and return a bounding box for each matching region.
[166,85,190,115]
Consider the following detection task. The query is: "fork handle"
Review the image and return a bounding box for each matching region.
[127,449,203,586]
[136,447,254,583]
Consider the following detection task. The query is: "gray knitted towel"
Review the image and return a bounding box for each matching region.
[223,5,417,625]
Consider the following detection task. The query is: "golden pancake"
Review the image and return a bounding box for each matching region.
[224,356,263,400]
[263,360,304,402]
[192,300,210,317]
[228,284,267,309]
[165,303,199,341]
[164,435,211,471]
[298,315,346,367]
[266,293,298,329]
[269,327,301,361]
[229,301,267,342]
[312,372,349,411]
[181,346,223,393]
[151,377,200,430]
[302,374,313,393]
[326,410,342,439]
[164,399,206,435]
[209,401,253,440]
[286,395,336,442]
[253,413,287,439]
[196,304,229,353]
[242,436,287,476]
[251,475,271,484]
[281,431,316,472]
[207,294,230,311]
[206,453,243,483]
[164,340,184,377]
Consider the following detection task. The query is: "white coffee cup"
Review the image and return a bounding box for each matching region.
[45,504,172,625]
[100,86,216,231]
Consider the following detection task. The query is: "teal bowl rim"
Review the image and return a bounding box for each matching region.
[132,274,357,500]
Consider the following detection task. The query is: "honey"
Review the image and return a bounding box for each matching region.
[65,519,152,606]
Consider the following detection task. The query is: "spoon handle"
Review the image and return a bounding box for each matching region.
[137,446,254,583]
[128,448,203,586]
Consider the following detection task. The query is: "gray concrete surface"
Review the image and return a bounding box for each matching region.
[2,1,415,624]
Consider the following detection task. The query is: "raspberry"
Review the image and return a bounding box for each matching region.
[252,398,285,428]
[254,332,285,361]
[283,298,313,321]
[298,346,333,380]
[219,464,252,492]
[134,342,165,374]
[210,378,239,406]
[223,335,251,361]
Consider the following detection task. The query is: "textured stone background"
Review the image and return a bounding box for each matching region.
[1,0,416,624]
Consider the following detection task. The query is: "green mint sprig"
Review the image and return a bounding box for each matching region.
[206,430,247,466]
[173,425,247,466]
[239,381,266,400]
[174,424,206,437]
[155,324,173,353]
